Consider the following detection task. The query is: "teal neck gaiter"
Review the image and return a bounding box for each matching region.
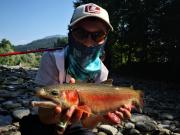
[66,33,105,81]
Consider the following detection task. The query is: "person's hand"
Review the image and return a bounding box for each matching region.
[38,77,78,125]
[39,103,86,125]
[81,104,132,129]
[39,77,90,125]
[53,105,77,124]
[104,104,132,124]
[52,104,90,124]
[69,77,76,84]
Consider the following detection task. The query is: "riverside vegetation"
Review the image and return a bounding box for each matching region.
[0,36,67,67]
[0,39,41,67]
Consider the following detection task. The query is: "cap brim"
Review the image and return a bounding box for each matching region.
[69,15,113,31]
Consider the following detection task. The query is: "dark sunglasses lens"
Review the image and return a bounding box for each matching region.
[72,28,107,42]
[72,28,87,40]
[92,32,106,42]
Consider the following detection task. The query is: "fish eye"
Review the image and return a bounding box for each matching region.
[51,89,59,95]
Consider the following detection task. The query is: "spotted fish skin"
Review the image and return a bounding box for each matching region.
[34,83,143,114]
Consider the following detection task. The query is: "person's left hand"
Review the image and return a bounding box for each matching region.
[104,104,132,124]
[54,77,90,125]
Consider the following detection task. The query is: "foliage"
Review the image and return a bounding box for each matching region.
[54,37,68,47]
[15,35,66,51]
[0,39,41,67]
[0,36,68,67]
[74,0,180,80]
[0,39,19,65]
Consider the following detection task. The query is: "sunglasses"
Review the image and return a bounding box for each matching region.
[71,27,108,43]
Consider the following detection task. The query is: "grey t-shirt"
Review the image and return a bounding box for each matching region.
[35,50,109,86]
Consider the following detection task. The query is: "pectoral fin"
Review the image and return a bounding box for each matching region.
[71,105,92,122]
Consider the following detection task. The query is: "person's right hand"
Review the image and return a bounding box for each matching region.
[38,104,90,125]
[38,100,77,125]
[38,77,80,125]
[38,106,62,124]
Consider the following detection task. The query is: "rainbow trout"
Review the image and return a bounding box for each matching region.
[32,83,143,134]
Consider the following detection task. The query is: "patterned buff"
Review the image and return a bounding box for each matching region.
[66,33,105,81]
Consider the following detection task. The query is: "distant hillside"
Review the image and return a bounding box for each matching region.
[15,35,67,51]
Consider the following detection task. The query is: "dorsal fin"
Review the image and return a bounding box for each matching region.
[130,85,134,89]
[101,79,113,85]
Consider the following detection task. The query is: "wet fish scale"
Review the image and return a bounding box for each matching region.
[31,83,143,134]
[34,83,143,113]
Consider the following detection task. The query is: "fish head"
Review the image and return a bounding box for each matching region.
[35,85,79,109]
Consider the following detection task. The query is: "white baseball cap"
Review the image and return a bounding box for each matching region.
[69,3,113,31]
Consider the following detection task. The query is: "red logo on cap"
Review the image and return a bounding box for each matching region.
[85,4,100,14]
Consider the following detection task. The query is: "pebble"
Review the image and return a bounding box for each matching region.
[124,122,135,129]
[0,115,12,126]
[158,128,171,135]
[127,128,141,135]
[12,109,30,120]
[135,121,158,132]
[130,114,153,123]
[0,124,17,133]
[161,120,172,125]
[2,101,22,110]
[10,131,21,135]
[97,131,108,135]
[174,128,180,133]
[98,124,118,135]
[0,65,180,135]
[159,113,174,120]
[115,131,123,135]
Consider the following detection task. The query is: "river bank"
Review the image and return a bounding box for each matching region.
[0,65,179,135]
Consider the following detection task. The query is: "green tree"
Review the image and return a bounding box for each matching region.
[0,39,17,65]
[54,37,68,48]
[74,0,180,80]
[0,39,41,67]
